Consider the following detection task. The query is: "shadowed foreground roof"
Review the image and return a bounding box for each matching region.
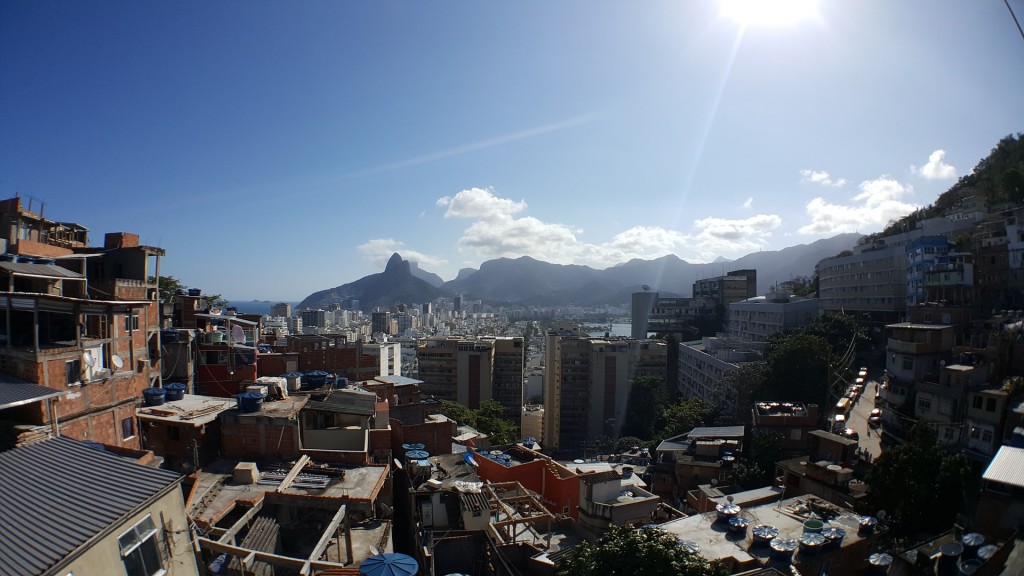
[0,436,181,576]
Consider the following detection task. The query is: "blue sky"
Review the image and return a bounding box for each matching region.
[1,1,1022,301]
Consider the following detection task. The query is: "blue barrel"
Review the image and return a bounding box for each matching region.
[236,391,264,413]
[143,387,166,406]
[164,382,186,401]
[405,450,430,460]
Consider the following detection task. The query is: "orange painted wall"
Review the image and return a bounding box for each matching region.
[476,455,580,518]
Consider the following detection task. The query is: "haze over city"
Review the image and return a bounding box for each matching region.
[1,1,1022,300]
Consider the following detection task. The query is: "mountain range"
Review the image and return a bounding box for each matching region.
[297,233,862,310]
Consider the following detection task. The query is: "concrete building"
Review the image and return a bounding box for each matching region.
[300,308,327,329]
[0,436,198,576]
[692,268,757,306]
[543,331,667,452]
[677,336,762,419]
[271,302,291,318]
[727,293,820,342]
[416,336,524,421]
[370,310,391,335]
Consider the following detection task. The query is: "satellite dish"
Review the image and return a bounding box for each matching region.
[111,354,124,369]
[82,351,96,367]
[727,495,735,503]
[231,325,246,343]
[642,284,651,291]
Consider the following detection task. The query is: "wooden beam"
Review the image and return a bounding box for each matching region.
[307,504,347,562]
[276,455,310,492]
[217,500,265,543]
[197,537,349,575]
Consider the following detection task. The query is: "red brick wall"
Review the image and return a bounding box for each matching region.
[221,421,300,460]
[394,418,455,457]
[14,239,73,257]
[104,232,139,248]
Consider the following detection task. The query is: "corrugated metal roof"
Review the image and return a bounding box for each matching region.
[0,261,84,279]
[686,425,745,439]
[0,436,181,576]
[982,445,1024,489]
[304,390,377,416]
[374,375,423,387]
[0,374,63,410]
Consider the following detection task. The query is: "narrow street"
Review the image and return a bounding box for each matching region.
[846,379,883,460]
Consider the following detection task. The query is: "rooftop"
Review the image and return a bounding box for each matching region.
[982,445,1024,489]
[657,495,870,571]
[136,393,235,426]
[0,437,181,576]
[0,373,64,410]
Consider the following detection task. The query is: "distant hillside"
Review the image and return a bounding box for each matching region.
[441,234,860,305]
[869,133,1024,242]
[298,253,447,311]
[299,234,863,309]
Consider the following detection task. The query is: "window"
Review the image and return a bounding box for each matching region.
[168,426,181,442]
[917,397,932,413]
[973,396,983,409]
[982,430,993,443]
[118,515,162,576]
[122,417,135,440]
[902,357,913,371]
[986,398,997,412]
[943,428,954,440]
[66,360,81,385]
[124,314,139,332]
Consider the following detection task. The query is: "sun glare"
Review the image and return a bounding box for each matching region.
[719,0,819,27]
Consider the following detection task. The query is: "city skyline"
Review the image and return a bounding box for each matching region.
[1,1,1021,300]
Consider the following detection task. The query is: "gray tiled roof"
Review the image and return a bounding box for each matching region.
[0,374,64,410]
[686,425,745,439]
[0,261,84,279]
[0,436,181,576]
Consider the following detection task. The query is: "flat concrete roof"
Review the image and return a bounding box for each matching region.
[189,459,388,527]
[658,495,868,569]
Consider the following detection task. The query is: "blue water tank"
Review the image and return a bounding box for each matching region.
[236,391,264,413]
[164,382,186,401]
[142,387,166,406]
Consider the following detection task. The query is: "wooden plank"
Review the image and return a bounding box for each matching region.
[218,500,265,543]
[307,505,347,562]
[197,537,340,574]
[276,455,311,492]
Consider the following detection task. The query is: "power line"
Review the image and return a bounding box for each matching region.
[1007,0,1024,41]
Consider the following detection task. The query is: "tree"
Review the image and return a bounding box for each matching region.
[438,399,520,446]
[866,423,977,538]
[764,333,832,404]
[660,397,714,439]
[621,377,670,440]
[555,525,727,576]
[148,275,228,308]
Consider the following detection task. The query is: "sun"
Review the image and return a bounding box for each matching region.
[719,0,820,27]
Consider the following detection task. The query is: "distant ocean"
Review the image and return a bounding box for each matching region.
[227,300,301,316]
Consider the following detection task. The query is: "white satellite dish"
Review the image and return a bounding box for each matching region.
[82,351,96,367]
[111,354,124,369]
[231,325,246,343]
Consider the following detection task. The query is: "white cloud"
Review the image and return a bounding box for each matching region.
[685,214,783,261]
[439,187,527,219]
[357,238,448,269]
[800,169,846,188]
[911,149,957,180]
[437,189,684,266]
[742,197,753,209]
[799,176,918,235]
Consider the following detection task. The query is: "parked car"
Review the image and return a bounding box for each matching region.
[869,408,882,427]
[841,428,860,440]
